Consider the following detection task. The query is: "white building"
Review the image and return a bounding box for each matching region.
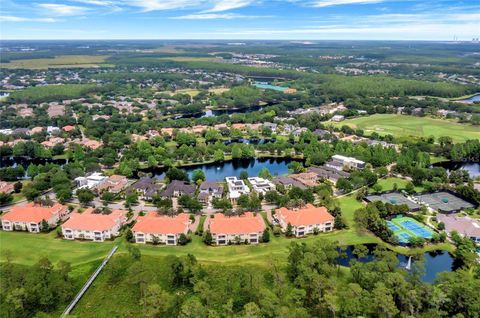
[328,155,365,170]
[247,177,275,194]
[74,172,107,189]
[47,126,60,135]
[331,115,345,122]
[226,176,250,201]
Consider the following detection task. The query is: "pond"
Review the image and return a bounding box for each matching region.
[455,94,480,103]
[336,244,456,283]
[146,157,298,181]
[202,105,263,118]
[0,156,67,169]
[432,161,480,178]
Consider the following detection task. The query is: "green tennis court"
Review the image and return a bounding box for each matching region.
[387,216,434,244]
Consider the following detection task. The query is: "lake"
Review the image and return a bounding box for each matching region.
[433,161,480,178]
[455,94,480,103]
[147,157,298,181]
[337,244,456,283]
[0,156,67,169]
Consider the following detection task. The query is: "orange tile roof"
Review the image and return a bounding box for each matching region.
[132,213,190,234]
[62,208,126,231]
[275,204,334,227]
[2,202,67,223]
[0,181,15,194]
[209,212,265,235]
[62,125,75,132]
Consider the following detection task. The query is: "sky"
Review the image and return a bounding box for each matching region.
[0,0,479,40]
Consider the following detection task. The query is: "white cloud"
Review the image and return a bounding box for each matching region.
[204,0,254,13]
[0,15,56,22]
[310,0,384,7]
[172,12,260,19]
[38,4,89,16]
[126,0,202,12]
[72,0,114,5]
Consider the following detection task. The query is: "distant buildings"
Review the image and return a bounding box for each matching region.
[1,202,69,233]
[226,177,250,202]
[275,204,334,237]
[132,213,190,245]
[61,208,126,242]
[209,212,265,245]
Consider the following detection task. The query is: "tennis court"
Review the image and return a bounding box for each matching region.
[387,216,434,244]
[413,191,475,213]
[364,192,420,211]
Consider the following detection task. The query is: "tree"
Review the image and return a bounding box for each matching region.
[203,230,213,245]
[22,185,40,201]
[178,233,188,245]
[286,223,294,237]
[126,229,134,242]
[192,169,206,184]
[140,284,174,318]
[40,219,50,232]
[405,182,415,194]
[0,192,13,205]
[76,188,95,206]
[165,167,189,182]
[239,170,249,180]
[261,228,270,243]
[336,178,353,193]
[125,192,139,207]
[372,183,383,193]
[13,181,22,193]
[258,167,272,180]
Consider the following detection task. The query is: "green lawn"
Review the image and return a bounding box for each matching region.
[374,177,423,193]
[329,114,480,143]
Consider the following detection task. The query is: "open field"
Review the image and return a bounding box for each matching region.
[329,114,480,143]
[0,55,112,69]
[159,56,221,63]
[208,87,230,94]
[374,177,424,192]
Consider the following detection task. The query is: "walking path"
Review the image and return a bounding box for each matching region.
[60,245,118,317]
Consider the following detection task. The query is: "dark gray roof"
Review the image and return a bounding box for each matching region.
[308,166,350,181]
[161,180,196,197]
[273,176,306,189]
[199,181,224,194]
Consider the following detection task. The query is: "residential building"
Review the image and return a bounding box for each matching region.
[226,177,250,202]
[248,177,275,194]
[131,176,162,200]
[272,176,307,190]
[307,166,351,183]
[160,180,196,198]
[95,175,128,194]
[132,213,190,245]
[331,115,345,122]
[1,202,69,233]
[437,214,480,245]
[328,155,365,170]
[275,204,334,237]
[198,181,224,203]
[62,125,75,132]
[290,172,319,187]
[0,181,15,194]
[74,172,107,189]
[46,126,60,135]
[61,208,126,242]
[208,212,265,245]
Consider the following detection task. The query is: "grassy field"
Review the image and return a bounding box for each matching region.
[0,55,112,69]
[374,177,424,192]
[208,87,230,94]
[329,114,480,143]
[159,56,221,63]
